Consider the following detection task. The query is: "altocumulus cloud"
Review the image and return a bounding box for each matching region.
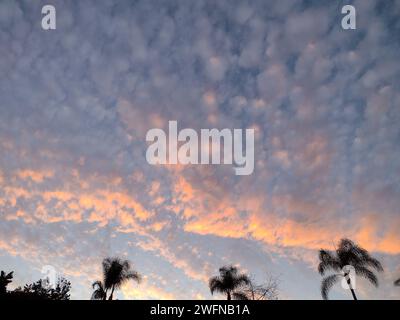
[0,0,400,299]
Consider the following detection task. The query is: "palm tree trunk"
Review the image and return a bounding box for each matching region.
[345,274,358,300]
[108,285,115,300]
[103,289,108,300]
[349,288,358,300]
[227,291,231,300]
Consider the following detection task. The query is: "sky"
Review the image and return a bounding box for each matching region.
[0,0,400,300]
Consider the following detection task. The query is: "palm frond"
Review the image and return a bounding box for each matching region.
[209,277,225,295]
[354,266,378,287]
[91,280,106,300]
[233,274,251,287]
[349,244,383,272]
[321,274,341,300]
[336,239,383,272]
[0,271,13,281]
[362,257,383,272]
[126,271,142,283]
[91,290,104,300]
[92,280,104,290]
[318,250,341,275]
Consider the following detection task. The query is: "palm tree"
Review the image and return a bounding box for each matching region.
[209,265,250,300]
[0,271,13,295]
[318,238,383,300]
[394,278,400,286]
[92,257,141,300]
[91,280,107,300]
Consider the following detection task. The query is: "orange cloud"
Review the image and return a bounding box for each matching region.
[17,169,54,183]
[169,175,400,256]
[137,236,210,283]
[3,169,154,230]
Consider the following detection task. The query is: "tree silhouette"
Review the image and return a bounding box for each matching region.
[1,276,71,300]
[14,277,71,300]
[0,271,13,295]
[209,265,250,300]
[92,257,141,300]
[318,238,383,300]
[1,270,71,300]
[91,280,107,300]
[237,275,279,300]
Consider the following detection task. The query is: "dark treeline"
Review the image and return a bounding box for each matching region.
[0,238,399,300]
[0,270,71,300]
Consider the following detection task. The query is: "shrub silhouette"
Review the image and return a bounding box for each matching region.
[0,270,71,300]
[11,277,71,300]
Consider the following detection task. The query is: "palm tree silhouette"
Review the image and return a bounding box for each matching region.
[209,265,250,300]
[91,280,107,300]
[91,257,141,300]
[318,238,383,300]
[0,271,13,295]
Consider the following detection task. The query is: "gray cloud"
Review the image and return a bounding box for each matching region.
[0,0,399,299]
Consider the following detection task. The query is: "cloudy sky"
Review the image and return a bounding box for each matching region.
[0,0,400,300]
